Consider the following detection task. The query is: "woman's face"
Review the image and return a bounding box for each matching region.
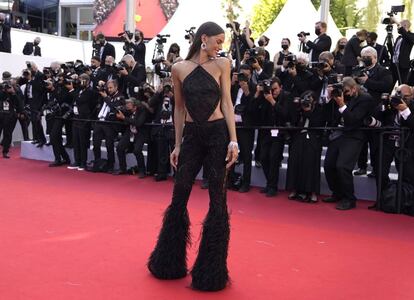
[204,33,225,57]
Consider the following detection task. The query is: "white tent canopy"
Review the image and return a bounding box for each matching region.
[144,0,229,66]
[263,0,343,61]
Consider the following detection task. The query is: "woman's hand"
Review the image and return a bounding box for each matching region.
[226,142,239,169]
[170,146,180,170]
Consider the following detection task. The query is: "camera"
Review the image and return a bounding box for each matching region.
[156,34,170,45]
[382,5,405,25]
[246,48,259,65]
[226,21,240,32]
[297,31,310,38]
[152,56,165,64]
[331,82,344,98]
[364,116,382,128]
[184,27,196,40]
[237,72,249,82]
[115,61,129,72]
[293,93,314,109]
[351,66,366,78]
[160,96,172,120]
[25,61,32,69]
[310,61,330,70]
[118,30,133,40]
[258,79,272,94]
[285,54,297,68]
[381,92,403,109]
[154,63,171,78]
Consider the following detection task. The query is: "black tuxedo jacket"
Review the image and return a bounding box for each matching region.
[23,42,41,56]
[363,64,393,104]
[100,42,116,66]
[341,36,362,67]
[304,33,332,62]
[231,81,257,126]
[121,64,146,98]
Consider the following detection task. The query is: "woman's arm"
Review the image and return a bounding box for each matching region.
[172,63,186,149]
[219,58,238,168]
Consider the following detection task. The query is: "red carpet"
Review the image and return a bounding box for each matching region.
[1,150,414,299]
[95,0,168,38]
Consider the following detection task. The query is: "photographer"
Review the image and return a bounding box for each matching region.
[146,82,174,181]
[67,74,99,171]
[366,32,390,67]
[277,52,316,98]
[154,43,183,79]
[257,35,270,61]
[249,47,274,84]
[48,77,76,167]
[368,85,414,208]
[92,79,125,173]
[0,13,11,53]
[323,77,374,210]
[286,91,325,202]
[90,56,104,88]
[114,98,148,177]
[96,33,116,67]
[390,18,414,84]
[22,37,42,56]
[43,78,59,145]
[299,21,332,63]
[122,29,146,67]
[332,37,347,67]
[0,81,24,158]
[273,38,292,73]
[24,62,47,147]
[341,29,368,76]
[353,46,393,176]
[100,56,119,82]
[119,54,146,98]
[231,64,257,192]
[253,77,291,197]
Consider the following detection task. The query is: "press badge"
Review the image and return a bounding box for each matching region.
[3,101,10,112]
[271,129,279,137]
[73,105,79,115]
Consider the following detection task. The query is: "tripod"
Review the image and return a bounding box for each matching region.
[152,42,165,62]
[380,24,402,84]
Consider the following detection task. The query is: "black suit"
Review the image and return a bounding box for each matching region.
[304,33,332,62]
[252,60,274,83]
[373,43,390,66]
[25,71,46,143]
[22,42,41,56]
[116,105,148,173]
[231,81,257,187]
[341,36,363,75]
[0,90,24,154]
[391,28,414,84]
[121,63,147,98]
[324,92,374,204]
[100,42,116,67]
[0,22,11,53]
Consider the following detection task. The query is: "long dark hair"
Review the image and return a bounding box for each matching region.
[185,22,225,60]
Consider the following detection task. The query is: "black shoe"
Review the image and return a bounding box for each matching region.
[260,187,268,194]
[67,164,79,170]
[49,160,64,167]
[368,203,377,210]
[113,170,128,175]
[2,153,10,159]
[336,200,356,210]
[31,140,39,145]
[238,185,250,193]
[201,179,209,189]
[367,171,376,178]
[155,175,167,182]
[36,142,45,148]
[266,188,278,197]
[353,168,367,176]
[323,195,340,203]
[106,168,114,174]
[45,142,51,146]
[138,172,146,179]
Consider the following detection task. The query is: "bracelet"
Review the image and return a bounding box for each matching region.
[228,141,239,149]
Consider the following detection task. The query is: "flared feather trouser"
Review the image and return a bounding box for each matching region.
[148,119,230,291]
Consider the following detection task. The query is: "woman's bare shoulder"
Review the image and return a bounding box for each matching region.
[172,60,192,78]
[215,57,232,68]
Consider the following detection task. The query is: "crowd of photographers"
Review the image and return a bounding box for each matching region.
[94,0,122,25]
[1,11,414,213]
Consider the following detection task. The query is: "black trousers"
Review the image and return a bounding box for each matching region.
[93,123,116,167]
[0,113,17,154]
[30,113,46,143]
[19,117,29,140]
[254,129,265,162]
[148,119,230,291]
[357,132,377,170]
[237,127,255,186]
[147,126,172,177]
[260,133,285,190]
[324,136,364,202]
[64,119,72,145]
[391,64,410,85]
[116,132,146,172]
[50,118,70,162]
[72,121,91,167]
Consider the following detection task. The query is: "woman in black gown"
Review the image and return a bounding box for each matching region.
[147,22,238,291]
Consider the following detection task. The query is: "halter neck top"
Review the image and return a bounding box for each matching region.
[182,60,221,124]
